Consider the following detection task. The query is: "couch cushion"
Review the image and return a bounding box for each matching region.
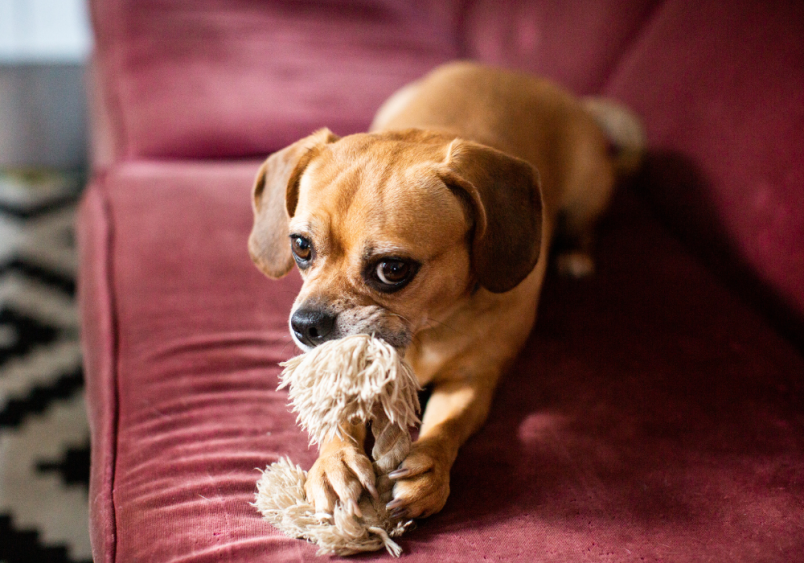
[89,0,462,163]
[78,161,804,561]
[89,0,662,164]
[604,0,804,340]
[464,0,660,94]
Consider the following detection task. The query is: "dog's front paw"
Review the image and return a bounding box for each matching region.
[305,446,378,517]
[386,440,451,519]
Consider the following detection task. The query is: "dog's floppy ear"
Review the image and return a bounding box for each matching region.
[439,139,543,293]
[248,128,340,278]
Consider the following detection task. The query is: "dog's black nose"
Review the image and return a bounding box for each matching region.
[290,307,336,347]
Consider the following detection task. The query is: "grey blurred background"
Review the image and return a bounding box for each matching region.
[1,3,93,561]
[0,0,91,169]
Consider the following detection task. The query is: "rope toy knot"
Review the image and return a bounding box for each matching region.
[255,335,421,556]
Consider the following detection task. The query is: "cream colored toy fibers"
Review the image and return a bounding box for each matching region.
[255,334,422,556]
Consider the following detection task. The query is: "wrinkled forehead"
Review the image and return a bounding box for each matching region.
[292,139,468,253]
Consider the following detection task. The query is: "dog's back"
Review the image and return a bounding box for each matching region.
[372,61,642,276]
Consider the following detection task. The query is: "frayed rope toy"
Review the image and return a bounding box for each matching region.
[254,334,422,556]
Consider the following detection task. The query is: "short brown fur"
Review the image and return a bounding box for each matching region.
[249,62,635,520]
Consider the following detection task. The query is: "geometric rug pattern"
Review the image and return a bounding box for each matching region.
[0,170,91,562]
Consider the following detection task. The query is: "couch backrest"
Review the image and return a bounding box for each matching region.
[89,0,803,341]
[602,0,804,343]
[89,0,464,163]
[89,0,665,164]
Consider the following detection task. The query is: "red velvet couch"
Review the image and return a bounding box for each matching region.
[78,1,804,561]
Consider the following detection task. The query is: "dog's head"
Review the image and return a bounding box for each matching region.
[249,128,543,351]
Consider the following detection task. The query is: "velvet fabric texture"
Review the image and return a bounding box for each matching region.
[88,0,463,162]
[604,0,804,344]
[79,0,804,560]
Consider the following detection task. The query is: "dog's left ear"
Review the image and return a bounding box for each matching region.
[439,140,543,293]
[248,128,340,278]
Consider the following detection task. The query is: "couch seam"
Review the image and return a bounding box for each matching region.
[454,0,474,59]
[97,173,121,563]
[597,0,669,95]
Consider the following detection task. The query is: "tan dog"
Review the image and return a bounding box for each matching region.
[249,62,642,521]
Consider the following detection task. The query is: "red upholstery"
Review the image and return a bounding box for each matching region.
[78,1,804,561]
[89,0,462,161]
[604,0,804,342]
[464,0,662,94]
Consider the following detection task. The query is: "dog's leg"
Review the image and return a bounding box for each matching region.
[386,374,499,519]
[556,97,644,278]
[387,261,545,519]
[554,152,616,279]
[554,205,601,278]
[304,421,378,517]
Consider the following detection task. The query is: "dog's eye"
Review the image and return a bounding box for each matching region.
[368,258,418,293]
[290,235,312,263]
[376,260,410,284]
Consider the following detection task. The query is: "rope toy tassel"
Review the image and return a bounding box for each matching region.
[255,335,421,557]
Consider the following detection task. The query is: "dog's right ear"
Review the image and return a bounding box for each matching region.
[248,128,339,278]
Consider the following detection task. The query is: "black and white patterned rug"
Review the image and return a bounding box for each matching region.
[0,170,91,562]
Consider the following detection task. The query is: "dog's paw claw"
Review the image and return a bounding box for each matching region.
[388,443,450,519]
[305,446,376,515]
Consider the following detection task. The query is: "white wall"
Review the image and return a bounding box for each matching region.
[0,0,92,168]
[0,0,92,63]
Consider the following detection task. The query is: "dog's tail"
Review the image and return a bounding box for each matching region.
[583,97,646,179]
